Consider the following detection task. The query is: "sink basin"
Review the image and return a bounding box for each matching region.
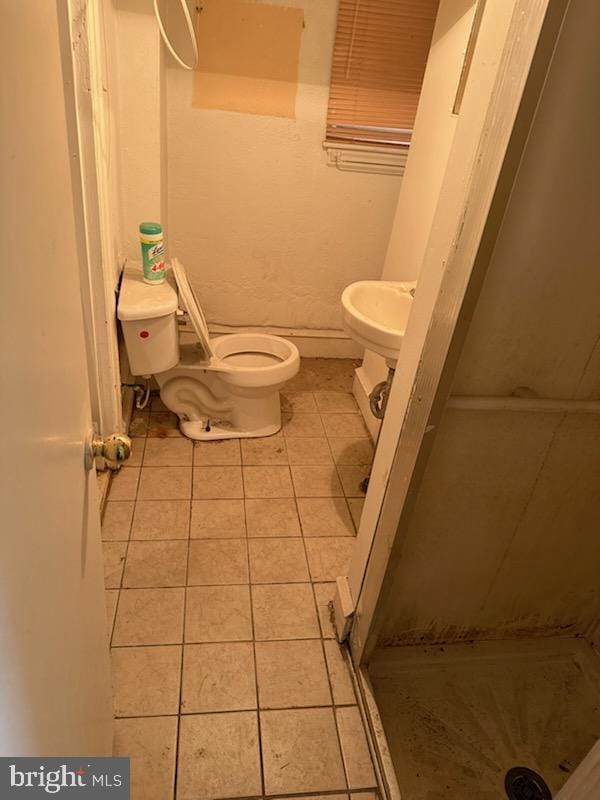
[342,280,415,365]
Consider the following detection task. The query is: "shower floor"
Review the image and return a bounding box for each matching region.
[369,637,600,799]
[102,358,380,800]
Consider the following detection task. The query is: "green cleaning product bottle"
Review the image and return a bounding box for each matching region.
[139,222,166,284]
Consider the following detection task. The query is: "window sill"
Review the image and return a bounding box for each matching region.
[323,141,408,176]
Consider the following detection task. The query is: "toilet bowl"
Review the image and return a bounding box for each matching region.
[117,259,300,440]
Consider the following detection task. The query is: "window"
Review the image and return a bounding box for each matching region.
[324,0,439,174]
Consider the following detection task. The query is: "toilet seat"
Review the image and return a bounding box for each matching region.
[171,259,299,388]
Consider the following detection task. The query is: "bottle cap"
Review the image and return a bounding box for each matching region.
[139,221,163,235]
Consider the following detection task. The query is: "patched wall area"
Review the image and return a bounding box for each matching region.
[166,0,401,330]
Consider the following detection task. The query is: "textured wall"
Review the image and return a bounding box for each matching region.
[165,0,401,330]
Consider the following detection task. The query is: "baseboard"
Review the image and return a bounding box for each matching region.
[179,322,363,359]
[353,366,381,441]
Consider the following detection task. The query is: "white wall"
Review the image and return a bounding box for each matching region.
[111,0,401,334]
[356,0,478,417]
[112,0,166,261]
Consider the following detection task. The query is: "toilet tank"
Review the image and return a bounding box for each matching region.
[117,263,180,376]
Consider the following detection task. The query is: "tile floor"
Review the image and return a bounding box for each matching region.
[103,358,377,800]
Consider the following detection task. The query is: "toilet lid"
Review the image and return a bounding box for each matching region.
[172,258,214,359]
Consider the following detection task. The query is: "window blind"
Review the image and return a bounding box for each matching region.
[326,0,439,147]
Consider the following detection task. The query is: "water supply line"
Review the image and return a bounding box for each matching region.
[133,380,151,410]
[153,0,199,70]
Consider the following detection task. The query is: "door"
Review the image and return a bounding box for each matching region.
[0,3,112,755]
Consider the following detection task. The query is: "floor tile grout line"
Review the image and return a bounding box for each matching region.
[113,699,360,721]
[245,502,267,797]
[109,449,142,647]
[172,453,194,800]
[111,633,340,648]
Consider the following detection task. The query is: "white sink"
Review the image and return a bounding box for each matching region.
[342,280,415,365]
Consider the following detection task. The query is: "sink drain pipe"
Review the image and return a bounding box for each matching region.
[361,367,395,493]
[369,367,395,420]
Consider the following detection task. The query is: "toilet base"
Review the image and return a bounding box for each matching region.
[180,418,281,441]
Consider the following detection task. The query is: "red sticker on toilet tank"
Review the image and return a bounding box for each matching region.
[139,330,150,339]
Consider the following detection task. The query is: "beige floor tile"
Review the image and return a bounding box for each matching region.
[337,465,370,497]
[322,414,369,438]
[313,583,336,639]
[291,465,343,497]
[329,438,374,466]
[252,583,320,641]
[193,466,243,499]
[286,437,333,466]
[147,412,182,438]
[177,712,261,800]
[129,411,150,437]
[314,391,359,414]
[102,501,134,541]
[282,413,325,437]
[188,539,249,585]
[109,467,140,501]
[122,541,188,588]
[138,467,191,500]
[336,707,377,789]
[181,642,256,713]
[113,716,177,800]
[185,585,252,642]
[103,541,127,588]
[261,707,346,794]
[105,590,119,640]
[241,433,288,465]
[248,538,309,583]
[243,466,294,498]
[143,438,193,467]
[127,438,146,468]
[305,538,354,582]
[295,796,349,800]
[131,500,190,540]
[347,498,365,531]
[111,646,181,717]
[193,439,241,466]
[350,792,378,800]
[112,588,185,646]
[297,498,354,537]
[324,640,356,705]
[245,498,300,537]
[281,391,317,413]
[287,358,359,392]
[255,640,331,709]
[296,796,349,800]
[190,499,246,538]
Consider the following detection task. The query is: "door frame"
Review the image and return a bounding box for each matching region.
[60,0,123,445]
[335,0,570,665]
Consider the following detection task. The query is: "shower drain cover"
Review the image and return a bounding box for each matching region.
[505,767,552,800]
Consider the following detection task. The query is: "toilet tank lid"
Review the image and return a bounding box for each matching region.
[117,262,179,321]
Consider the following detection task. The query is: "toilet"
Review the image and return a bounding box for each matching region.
[117,259,300,440]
